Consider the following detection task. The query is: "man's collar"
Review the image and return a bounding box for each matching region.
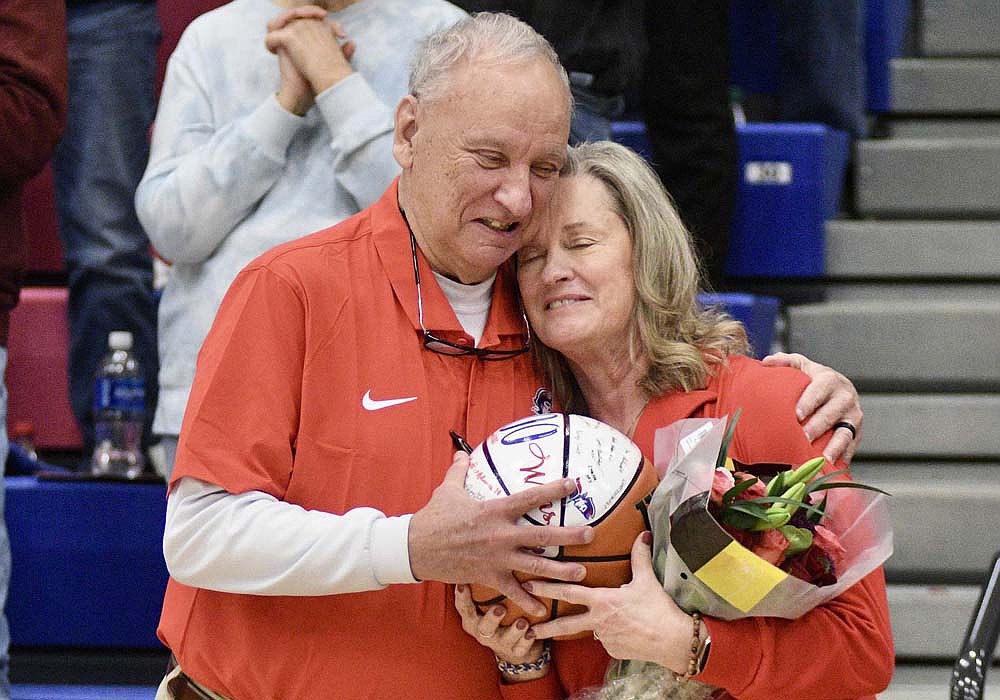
[371,179,527,345]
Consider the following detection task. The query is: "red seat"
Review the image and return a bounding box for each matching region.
[156,0,228,93]
[7,287,83,450]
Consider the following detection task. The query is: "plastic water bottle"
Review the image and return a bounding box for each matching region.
[91,330,145,478]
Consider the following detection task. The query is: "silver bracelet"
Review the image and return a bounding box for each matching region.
[495,640,552,676]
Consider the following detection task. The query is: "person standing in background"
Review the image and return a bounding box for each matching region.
[51,0,161,464]
[459,1,865,294]
[0,0,69,693]
[642,0,737,291]
[452,1,732,288]
[135,0,467,479]
[452,1,733,288]
[770,0,868,140]
[453,0,646,145]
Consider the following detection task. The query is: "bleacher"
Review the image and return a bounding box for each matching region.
[800,0,1000,693]
[7,0,1000,698]
[723,0,1000,696]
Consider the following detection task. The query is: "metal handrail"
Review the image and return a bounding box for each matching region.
[951,551,1000,700]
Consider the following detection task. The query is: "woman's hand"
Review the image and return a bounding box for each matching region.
[763,352,863,465]
[454,584,548,682]
[526,532,695,676]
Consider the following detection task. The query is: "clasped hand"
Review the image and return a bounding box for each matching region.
[265,5,356,115]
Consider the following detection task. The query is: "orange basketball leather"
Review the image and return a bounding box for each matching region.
[470,456,659,639]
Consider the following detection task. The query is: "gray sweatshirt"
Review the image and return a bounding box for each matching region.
[136,0,466,436]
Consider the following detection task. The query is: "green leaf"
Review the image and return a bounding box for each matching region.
[765,471,787,497]
[809,482,892,496]
[805,469,892,497]
[721,508,765,531]
[723,501,769,518]
[731,495,826,518]
[721,476,759,506]
[807,493,828,524]
[802,468,850,493]
[715,408,742,471]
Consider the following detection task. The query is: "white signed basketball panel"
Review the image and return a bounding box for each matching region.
[464,413,660,633]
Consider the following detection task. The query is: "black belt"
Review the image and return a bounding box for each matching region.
[165,656,228,700]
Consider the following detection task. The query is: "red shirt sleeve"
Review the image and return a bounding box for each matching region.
[699,570,893,699]
[695,357,894,698]
[499,637,611,700]
[172,263,307,497]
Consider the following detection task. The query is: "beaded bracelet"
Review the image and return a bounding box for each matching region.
[496,640,552,677]
[672,612,704,683]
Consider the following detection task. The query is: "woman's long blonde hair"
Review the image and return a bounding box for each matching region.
[528,141,749,415]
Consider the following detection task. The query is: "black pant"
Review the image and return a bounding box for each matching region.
[642,0,737,291]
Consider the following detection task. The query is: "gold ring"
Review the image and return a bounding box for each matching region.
[593,631,600,641]
[479,629,496,639]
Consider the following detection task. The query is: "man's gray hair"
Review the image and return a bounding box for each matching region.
[409,12,572,109]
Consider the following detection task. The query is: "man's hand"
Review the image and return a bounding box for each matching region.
[265,5,356,111]
[763,352,863,464]
[409,452,594,617]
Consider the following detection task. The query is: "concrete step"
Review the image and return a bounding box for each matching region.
[886,119,1000,139]
[886,584,988,660]
[819,282,1000,301]
[729,279,1000,304]
[852,462,1000,583]
[884,664,1000,700]
[891,58,1000,114]
[786,301,1000,391]
[853,394,1000,459]
[856,137,1000,217]
[919,0,1000,57]
[825,220,1000,279]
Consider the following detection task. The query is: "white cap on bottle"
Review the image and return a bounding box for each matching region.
[108,330,134,351]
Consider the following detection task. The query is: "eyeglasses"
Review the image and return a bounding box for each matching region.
[409,230,531,360]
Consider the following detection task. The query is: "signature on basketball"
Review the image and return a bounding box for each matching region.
[497,415,563,525]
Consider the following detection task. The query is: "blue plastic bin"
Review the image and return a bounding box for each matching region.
[609,120,653,161]
[698,292,781,358]
[726,122,849,279]
[12,686,156,700]
[5,476,169,648]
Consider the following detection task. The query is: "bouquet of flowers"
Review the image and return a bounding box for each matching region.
[572,413,893,700]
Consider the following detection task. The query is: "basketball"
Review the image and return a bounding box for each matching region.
[463,413,659,637]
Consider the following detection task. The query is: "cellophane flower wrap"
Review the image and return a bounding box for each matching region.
[570,416,893,700]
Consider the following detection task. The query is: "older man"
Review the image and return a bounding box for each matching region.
[156,14,600,700]
[157,12,862,700]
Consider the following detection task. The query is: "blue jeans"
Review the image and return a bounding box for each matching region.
[772,0,868,139]
[52,0,161,456]
[0,348,12,699]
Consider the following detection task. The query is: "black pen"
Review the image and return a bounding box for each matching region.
[450,430,473,454]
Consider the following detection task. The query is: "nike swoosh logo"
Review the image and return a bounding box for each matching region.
[362,390,418,411]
